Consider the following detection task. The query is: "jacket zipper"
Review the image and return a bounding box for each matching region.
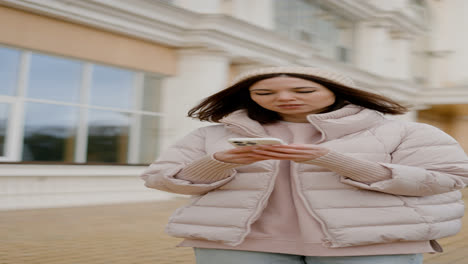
[291,162,337,247]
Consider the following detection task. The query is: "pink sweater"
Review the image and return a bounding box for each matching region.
[179,121,436,256]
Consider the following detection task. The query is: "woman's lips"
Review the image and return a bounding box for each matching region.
[277,104,303,109]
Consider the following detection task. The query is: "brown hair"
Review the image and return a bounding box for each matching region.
[188,73,409,124]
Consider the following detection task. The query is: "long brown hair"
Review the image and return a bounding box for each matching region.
[188,73,409,124]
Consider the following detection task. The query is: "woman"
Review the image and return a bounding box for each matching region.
[141,67,468,264]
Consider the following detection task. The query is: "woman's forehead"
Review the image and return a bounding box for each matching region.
[249,76,324,89]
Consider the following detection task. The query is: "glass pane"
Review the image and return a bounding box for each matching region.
[274,0,323,44]
[87,110,130,163]
[0,103,9,156]
[138,115,162,163]
[0,46,21,96]
[90,65,134,109]
[27,53,82,102]
[23,103,78,162]
[142,74,163,112]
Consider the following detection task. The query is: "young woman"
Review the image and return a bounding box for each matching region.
[141,67,468,264]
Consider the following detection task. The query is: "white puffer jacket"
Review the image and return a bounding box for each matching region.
[141,105,468,248]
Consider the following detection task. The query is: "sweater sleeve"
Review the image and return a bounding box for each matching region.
[301,151,392,183]
[176,155,243,183]
[140,127,241,195]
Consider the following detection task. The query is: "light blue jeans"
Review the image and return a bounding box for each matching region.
[194,248,424,264]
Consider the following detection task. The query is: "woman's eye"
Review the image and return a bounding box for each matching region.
[296,91,314,93]
[255,93,273,95]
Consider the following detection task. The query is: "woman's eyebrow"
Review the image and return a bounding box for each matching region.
[292,86,318,89]
[249,88,272,91]
[250,86,319,92]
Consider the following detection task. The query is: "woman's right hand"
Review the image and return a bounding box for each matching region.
[214,146,270,164]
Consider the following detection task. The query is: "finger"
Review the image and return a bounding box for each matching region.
[227,146,260,153]
[232,155,274,163]
[228,152,273,161]
[241,152,285,160]
[258,144,320,150]
[251,149,303,159]
[253,147,310,155]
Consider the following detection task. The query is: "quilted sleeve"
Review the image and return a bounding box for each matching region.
[341,123,468,196]
[140,127,241,195]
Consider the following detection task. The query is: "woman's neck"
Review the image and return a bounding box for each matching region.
[280,115,309,123]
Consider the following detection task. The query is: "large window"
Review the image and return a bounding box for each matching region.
[273,0,352,61]
[0,45,164,164]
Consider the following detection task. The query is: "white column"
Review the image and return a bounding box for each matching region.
[159,48,230,150]
[450,0,468,84]
[353,20,391,76]
[173,0,221,13]
[410,35,429,84]
[227,62,273,85]
[234,62,272,75]
[389,31,413,80]
[426,0,468,86]
[426,51,452,87]
[230,0,274,29]
[336,21,354,63]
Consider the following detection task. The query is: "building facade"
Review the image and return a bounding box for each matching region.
[0,0,467,210]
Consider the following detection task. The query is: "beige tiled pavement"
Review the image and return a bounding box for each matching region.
[1,198,194,264]
[2,189,468,264]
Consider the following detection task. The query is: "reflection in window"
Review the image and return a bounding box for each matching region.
[0,104,8,156]
[273,0,342,58]
[22,103,78,161]
[27,54,82,102]
[87,110,130,163]
[138,115,162,163]
[0,46,21,96]
[411,0,425,6]
[90,65,134,109]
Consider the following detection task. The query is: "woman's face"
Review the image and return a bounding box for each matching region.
[249,76,336,122]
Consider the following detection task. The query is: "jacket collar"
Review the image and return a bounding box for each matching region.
[219,104,385,143]
[219,109,269,137]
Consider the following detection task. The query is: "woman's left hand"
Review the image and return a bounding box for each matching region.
[251,144,330,162]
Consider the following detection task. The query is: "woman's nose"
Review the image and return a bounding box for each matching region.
[276,92,295,100]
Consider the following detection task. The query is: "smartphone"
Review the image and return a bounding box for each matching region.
[228,137,286,147]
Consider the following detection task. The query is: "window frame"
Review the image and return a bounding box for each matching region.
[0,95,15,161]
